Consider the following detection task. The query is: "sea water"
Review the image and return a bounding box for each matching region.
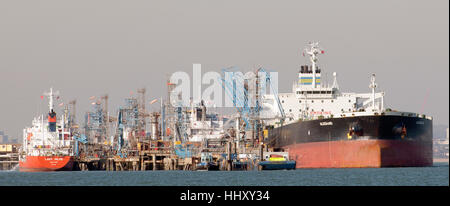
[0,163,447,186]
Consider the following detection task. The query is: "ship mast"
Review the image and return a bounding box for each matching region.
[49,88,54,111]
[369,74,377,111]
[43,88,60,134]
[43,88,59,112]
[304,42,324,89]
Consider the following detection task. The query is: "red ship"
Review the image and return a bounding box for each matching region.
[19,88,75,172]
[19,156,74,172]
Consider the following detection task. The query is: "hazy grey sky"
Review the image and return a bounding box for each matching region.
[0,0,448,139]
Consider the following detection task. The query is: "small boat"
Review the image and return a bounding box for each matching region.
[258,153,296,170]
[195,152,219,171]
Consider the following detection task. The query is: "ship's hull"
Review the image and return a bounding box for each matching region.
[268,115,433,168]
[19,156,74,172]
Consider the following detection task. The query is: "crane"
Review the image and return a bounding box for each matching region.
[114,109,126,158]
[257,67,286,125]
[219,67,255,130]
[72,134,87,157]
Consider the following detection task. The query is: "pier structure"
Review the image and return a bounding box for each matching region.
[16,68,282,172]
[0,144,19,170]
[69,71,275,171]
[71,137,265,171]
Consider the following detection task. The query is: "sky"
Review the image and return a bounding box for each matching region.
[0,0,448,139]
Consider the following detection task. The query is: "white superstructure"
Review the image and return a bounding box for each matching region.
[186,101,226,142]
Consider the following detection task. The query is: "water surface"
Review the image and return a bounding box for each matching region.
[0,163,447,186]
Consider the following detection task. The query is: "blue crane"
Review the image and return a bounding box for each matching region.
[72,134,88,157]
[257,67,286,124]
[219,67,255,130]
[173,101,192,158]
[115,109,127,158]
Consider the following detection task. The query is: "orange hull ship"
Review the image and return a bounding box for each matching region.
[20,88,75,172]
[19,156,74,172]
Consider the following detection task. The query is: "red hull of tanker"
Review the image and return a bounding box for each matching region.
[285,140,432,168]
[19,156,74,172]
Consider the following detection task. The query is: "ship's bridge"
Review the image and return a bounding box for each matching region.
[295,87,337,99]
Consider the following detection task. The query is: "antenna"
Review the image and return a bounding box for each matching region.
[304,42,325,88]
[43,87,60,112]
[369,74,377,111]
[332,72,339,90]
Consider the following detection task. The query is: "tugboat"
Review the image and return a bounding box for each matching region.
[19,88,75,172]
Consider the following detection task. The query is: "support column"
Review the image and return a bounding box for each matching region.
[141,155,145,171]
[152,154,156,171]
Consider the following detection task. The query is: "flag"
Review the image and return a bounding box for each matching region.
[40,96,43,100]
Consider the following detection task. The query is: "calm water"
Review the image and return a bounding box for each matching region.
[0,163,448,186]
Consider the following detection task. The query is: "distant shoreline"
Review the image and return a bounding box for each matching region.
[433,158,449,163]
